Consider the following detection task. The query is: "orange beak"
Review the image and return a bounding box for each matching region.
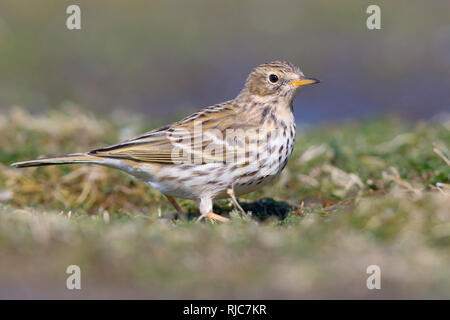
[290,77,320,87]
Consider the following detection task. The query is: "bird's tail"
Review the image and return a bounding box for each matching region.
[11,153,101,168]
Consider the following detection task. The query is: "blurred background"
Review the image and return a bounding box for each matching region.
[0,0,449,125]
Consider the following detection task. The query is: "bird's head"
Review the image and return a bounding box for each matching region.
[236,61,319,104]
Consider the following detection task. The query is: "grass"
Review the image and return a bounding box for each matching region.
[0,106,449,298]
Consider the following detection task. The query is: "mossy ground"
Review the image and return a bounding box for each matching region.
[0,106,449,298]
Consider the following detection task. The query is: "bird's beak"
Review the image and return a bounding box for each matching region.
[290,77,320,87]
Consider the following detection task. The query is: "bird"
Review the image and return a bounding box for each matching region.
[11,61,319,222]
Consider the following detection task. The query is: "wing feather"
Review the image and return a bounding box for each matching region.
[89,102,263,164]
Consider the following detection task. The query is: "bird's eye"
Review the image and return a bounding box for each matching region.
[269,74,279,83]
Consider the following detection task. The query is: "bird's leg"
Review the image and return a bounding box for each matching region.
[165,195,186,219]
[197,198,229,223]
[196,214,207,222]
[227,187,246,216]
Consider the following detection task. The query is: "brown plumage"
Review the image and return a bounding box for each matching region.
[12,61,319,221]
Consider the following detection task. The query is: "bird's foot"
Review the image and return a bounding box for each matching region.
[197,212,229,223]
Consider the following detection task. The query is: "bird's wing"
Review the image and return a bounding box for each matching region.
[89,102,263,164]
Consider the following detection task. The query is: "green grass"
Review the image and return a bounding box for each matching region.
[0,106,449,298]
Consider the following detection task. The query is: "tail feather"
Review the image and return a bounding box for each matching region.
[11,153,100,168]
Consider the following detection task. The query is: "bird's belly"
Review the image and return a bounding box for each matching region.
[232,175,275,196]
[100,160,202,200]
[230,159,286,197]
[146,158,285,200]
[148,162,233,200]
[147,180,199,199]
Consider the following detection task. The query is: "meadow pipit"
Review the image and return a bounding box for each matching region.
[12,61,319,221]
